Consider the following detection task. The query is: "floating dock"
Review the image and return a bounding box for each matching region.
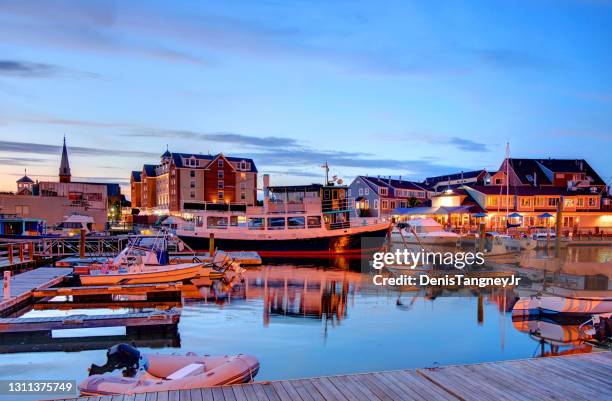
[0,267,72,316]
[33,282,184,300]
[60,351,611,401]
[0,309,180,336]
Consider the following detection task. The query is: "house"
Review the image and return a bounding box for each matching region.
[348,176,430,217]
[492,158,607,193]
[131,149,258,215]
[423,170,490,193]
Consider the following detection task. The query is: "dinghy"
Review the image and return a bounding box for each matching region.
[79,344,259,396]
[512,291,612,318]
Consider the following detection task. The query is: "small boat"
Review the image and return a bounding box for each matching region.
[479,232,520,264]
[512,291,612,318]
[50,213,96,236]
[79,344,259,396]
[391,218,460,246]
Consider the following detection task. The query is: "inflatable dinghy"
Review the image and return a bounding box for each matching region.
[79,344,259,396]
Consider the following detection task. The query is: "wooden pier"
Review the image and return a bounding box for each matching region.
[0,267,72,316]
[59,351,612,401]
[33,282,184,299]
[0,309,180,336]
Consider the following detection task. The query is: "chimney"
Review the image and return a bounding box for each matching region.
[263,174,270,211]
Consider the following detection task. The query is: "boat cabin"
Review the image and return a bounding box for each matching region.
[0,214,46,237]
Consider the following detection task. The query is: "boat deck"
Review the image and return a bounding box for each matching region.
[0,267,72,316]
[58,351,612,401]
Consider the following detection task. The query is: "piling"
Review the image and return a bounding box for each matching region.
[18,243,24,262]
[209,233,215,257]
[28,242,34,260]
[79,229,86,258]
[555,197,563,256]
[478,222,486,253]
[7,244,13,265]
[477,292,484,325]
[3,271,10,300]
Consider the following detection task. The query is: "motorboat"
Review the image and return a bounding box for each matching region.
[50,213,96,236]
[512,290,612,318]
[478,232,521,264]
[79,344,259,396]
[391,218,460,246]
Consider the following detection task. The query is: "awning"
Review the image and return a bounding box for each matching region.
[433,206,472,215]
[508,212,523,218]
[354,196,365,202]
[538,212,554,218]
[392,207,437,216]
[474,212,487,218]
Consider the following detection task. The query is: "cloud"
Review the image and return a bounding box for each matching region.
[0,140,158,158]
[128,129,300,149]
[0,156,51,166]
[468,48,560,71]
[446,137,489,152]
[0,59,98,79]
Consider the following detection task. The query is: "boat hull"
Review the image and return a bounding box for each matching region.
[178,226,389,255]
[512,296,612,317]
[79,264,211,285]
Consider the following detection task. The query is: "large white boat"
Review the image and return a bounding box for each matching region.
[175,183,390,257]
[50,213,96,236]
[391,218,460,246]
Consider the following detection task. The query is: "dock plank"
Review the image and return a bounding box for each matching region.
[61,352,612,401]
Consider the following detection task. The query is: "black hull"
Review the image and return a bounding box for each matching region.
[178,228,389,256]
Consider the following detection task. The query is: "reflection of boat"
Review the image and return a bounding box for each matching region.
[480,233,520,264]
[512,291,612,317]
[512,316,593,356]
[391,218,460,246]
[80,344,259,396]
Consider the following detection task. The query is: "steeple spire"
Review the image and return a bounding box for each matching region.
[59,135,71,183]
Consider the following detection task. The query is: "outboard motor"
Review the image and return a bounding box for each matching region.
[89,344,141,377]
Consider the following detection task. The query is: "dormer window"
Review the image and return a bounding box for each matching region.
[218,159,224,168]
[379,187,388,196]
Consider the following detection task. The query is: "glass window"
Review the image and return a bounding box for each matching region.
[218,191,224,200]
[307,216,322,228]
[190,170,195,177]
[267,217,286,229]
[230,216,238,226]
[248,217,264,230]
[207,216,228,228]
[288,216,305,229]
[218,170,224,179]
[218,159,224,168]
[218,181,224,189]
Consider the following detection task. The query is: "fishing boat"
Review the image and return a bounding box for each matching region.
[176,177,390,256]
[390,218,460,246]
[79,344,259,396]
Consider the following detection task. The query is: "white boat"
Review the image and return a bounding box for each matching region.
[391,218,460,246]
[512,291,612,317]
[80,344,259,396]
[51,213,96,236]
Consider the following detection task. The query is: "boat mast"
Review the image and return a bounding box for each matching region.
[505,142,510,233]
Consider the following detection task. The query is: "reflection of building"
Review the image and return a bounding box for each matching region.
[131,150,258,215]
[0,137,121,230]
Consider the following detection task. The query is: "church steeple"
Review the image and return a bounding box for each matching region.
[59,135,71,183]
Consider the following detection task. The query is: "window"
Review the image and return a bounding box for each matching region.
[190,180,195,188]
[190,170,195,178]
[374,199,379,209]
[382,200,388,209]
[15,205,30,216]
[307,216,322,228]
[207,216,228,228]
[379,187,387,196]
[240,191,246,200]
[190,191,195,198]
[577,197,584,207]
[365,200,369,209]
[288,216,305,229]
[218,159,224,168]
[248,217,265,230]
[267,217,286,230]
[365,188,369,195]
[520,197,531,207]
[218,181,224,189]
[588,197,597,207]
[359,188,363,196]
[548,198,559,207]
[347,189,351,197]
[218,170,224,179]
[239,161,247,171]
[495,178,503,185]
[390,201,396,209]
[487,196,498,207]
[218,191,224,200]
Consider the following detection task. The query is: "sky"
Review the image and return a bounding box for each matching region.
[0,0,611,198]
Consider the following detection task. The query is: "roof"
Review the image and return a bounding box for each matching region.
[171,153,258,172]
[162,149,172,158]
[359,176,429,191]
[466,185,597,197]
[143,164,157,176]
[131,171,142,182]
[424,170,486,185]
[17,175,33,183]
[506,158,606,187]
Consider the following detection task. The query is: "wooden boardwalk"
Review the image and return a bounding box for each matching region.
[0,267,72,316]
[58,351,612,401]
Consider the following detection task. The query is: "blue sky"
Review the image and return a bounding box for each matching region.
[0,0,611,195]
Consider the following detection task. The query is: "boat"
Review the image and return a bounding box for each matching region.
[175,181,390,257]
[79,344,259,396]
[50,213,96,236]
[0,213,49,238]
[479,232,521,264]
[79,262,211,285]
[390,218,460,246]
[512,290,612,317]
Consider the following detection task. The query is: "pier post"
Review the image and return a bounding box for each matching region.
[478,222,486,253]
[477,293,484,325]
[79,229,86,259]
[555,198,563,256]
[8,244,13,265]
[28,242,34,260]
[3,271,10,300]
[209,233,215,257]
[19,243,24,262]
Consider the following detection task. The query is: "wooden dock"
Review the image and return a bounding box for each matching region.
[0,309,180,335]
[34,282,184,298]
[58,351,612,401]
[0,267,73,316]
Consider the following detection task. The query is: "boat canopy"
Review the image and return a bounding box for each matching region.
[406,218,443,228]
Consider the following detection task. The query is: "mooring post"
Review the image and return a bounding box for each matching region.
[3,271,11,300]
[18,243,24,262]
[28,242,34,260]
[8,244,14,265]
[555,197,563,256]
[80,229,86,259]
[209,233,215,257]
[478,222,486,253]
[477,292,484,325]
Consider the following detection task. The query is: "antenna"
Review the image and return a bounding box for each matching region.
[321,161,329,185]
